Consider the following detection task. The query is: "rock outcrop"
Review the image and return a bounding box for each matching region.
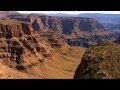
[9,15,63,32]
[0,19,60,71]
[8,14,105,33]
[74,41,120,79]
[5,14,120,47]
[0,19,85,79]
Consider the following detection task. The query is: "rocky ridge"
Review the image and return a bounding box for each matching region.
[0,20,64,74]
[5,13,120,47]
[74,41,120,79]
[0,19,85,79]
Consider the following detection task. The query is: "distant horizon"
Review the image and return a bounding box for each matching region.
[17,11,120,15]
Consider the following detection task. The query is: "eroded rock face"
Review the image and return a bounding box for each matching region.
[0,20,65,71]
[40,31,64,48]
[10,15,62,32]
[5,14,120,47]
[0,20,32,38]
[9,15,105,33]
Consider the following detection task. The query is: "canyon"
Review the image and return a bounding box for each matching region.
[0,19,85,79]
[5,13,120,47]
[0,11,120,79]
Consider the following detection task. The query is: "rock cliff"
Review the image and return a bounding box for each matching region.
[5,14,120,47]
[0,19,84,79]
[74,41,120,79]
[0,19,60,71]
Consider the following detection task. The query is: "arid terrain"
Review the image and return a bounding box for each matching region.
[0,13,86,79]
[0,11,120,79]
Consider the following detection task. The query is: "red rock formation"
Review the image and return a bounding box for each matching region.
[40,31,64,48]
[4,13,119,47]
[0,20,53,70]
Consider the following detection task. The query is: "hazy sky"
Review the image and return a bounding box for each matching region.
[18,11,120,14]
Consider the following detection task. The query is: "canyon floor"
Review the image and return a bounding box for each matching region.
[1,11,119,79]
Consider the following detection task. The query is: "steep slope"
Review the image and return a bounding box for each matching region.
[0,19,53,78]
[44,45,86,78]
[61,17,119,47]
[5,14,120,47]
[0,19,85,79]
[74,41,120,79]
[8,15,63,32]
[7,14,106,33]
